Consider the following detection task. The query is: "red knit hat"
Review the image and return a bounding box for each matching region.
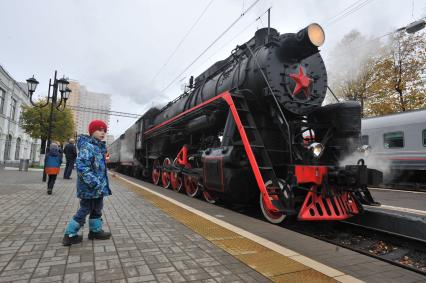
[88,120,108,135]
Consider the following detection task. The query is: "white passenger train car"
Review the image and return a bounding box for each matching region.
[361,109,426,184]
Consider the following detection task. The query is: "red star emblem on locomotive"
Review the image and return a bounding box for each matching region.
[289,66,312,98]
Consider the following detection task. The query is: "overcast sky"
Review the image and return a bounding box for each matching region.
[1,0,425,137]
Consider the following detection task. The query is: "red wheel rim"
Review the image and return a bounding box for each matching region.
[161,158,171,189]
[260,180,286,224]
[151,159,161,185]
[261,196,283,220]
[183,163,199,197]
[203,191,219,204]
[170,158,183,192]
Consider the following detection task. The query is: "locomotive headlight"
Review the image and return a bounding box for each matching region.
[279,23,325,61]
[308,23,325,47]
[358,145,371,157]
[308,142,324,158]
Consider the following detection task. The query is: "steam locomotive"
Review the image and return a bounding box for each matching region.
[109,23,382,224]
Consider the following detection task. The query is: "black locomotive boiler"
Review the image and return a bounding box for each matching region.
[109,23,382,223]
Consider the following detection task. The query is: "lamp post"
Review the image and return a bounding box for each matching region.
[405,19,426,34]
[26,70,72,181]
[396,19,426,34]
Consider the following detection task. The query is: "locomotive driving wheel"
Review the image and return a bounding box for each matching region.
[260,179,287,224]
[151,159,161,185]
[183,163,200,197]
[161,158,171,189]
[170,158,183,192]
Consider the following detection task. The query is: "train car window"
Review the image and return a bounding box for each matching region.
[423,130,426,147]
[383,131,404,148]
[361,135,369,145]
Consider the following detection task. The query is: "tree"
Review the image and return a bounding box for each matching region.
[327,30,382,116]
[328,29,426,117]
[366,30,426,116]
[20,100,75,153]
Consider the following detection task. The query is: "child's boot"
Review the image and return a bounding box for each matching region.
[88,218,111,240]
[63,219,83,246]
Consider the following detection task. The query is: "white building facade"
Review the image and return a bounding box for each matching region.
[0,65,41,166]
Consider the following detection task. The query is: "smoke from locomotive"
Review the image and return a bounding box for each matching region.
[108,23,382,224]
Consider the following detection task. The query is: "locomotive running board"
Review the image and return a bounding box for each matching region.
[143,90,287,214]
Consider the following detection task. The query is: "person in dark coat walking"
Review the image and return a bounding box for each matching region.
[63,138,77,179]
[44,142,63,195]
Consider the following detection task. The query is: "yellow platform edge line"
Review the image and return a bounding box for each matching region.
[111,174,364,283]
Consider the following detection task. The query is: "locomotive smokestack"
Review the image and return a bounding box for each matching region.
[277,23,325,62]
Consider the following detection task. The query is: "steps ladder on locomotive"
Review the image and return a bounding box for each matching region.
[230,92,296,215]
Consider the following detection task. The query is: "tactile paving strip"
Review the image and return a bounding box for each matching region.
[113,177,337,283]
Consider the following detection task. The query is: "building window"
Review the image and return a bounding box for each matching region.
[0,88,5,114]
[4,134,12,160]
[10,99,17,120]
[361,135,369,145]
[423,130,426,147]
[18,109,22,124]
[384,131,404,148]
[0,88,6,114]
[15,138,21,160]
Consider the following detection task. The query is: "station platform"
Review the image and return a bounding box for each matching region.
[369,187,426,213]
[0,169,424,283]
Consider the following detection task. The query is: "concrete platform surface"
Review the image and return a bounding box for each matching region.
[0,169,358,283]
[1,168,425,283]
[112,172,426,283]
[369,187,426,211]
[0,169,271,282]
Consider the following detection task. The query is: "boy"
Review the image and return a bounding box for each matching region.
[62,120,112,246]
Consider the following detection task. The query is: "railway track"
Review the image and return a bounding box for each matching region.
[224,201,426,275]
[282,218,426,276]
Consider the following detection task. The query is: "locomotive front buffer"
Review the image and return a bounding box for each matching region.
[286,162,382,221]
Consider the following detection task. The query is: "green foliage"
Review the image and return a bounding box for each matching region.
[20,100,75,144]
[328,29,426,117]
[365,31,426,116]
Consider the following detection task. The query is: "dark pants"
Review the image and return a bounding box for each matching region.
[73,198,103,226]
[47,174,57,189]
[64,158,75,179]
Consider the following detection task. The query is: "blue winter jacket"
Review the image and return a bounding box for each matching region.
[76,135,111,199]
[44,147,62,175]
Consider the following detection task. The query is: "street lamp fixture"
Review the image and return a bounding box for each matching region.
[405,19,426,34]
[397,19,426,34]
[63,87,72,100]
[26,75,39,93]
[57,76,69,93]
[25,70,72,181]
[57,86,72,111]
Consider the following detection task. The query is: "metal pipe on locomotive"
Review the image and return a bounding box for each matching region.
[109,23,382,224]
